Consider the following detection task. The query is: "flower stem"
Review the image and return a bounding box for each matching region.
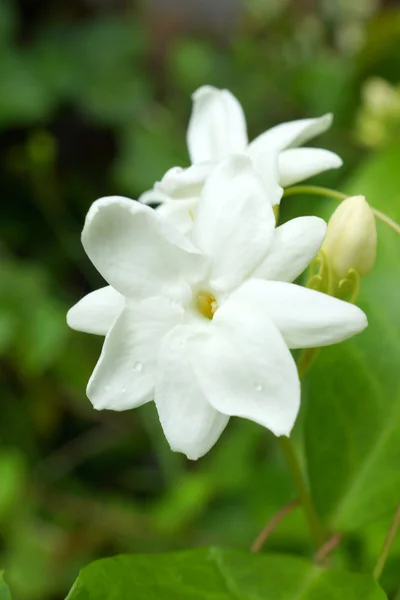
[251,499,300,553]
[279,436,326,548]
[283,185,347,202]
[314,532,342,564]
[373,501,400,580]
[283,185,400,237]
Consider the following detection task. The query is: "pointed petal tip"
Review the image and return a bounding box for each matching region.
[87,384,114,412]
[309,148,342,168]
[317,112,334,136]
[92,402,104,412]
[88,195,134,213]
[334,154,343,168]
[192,84,218,100]
[66,306,80,332]
[356,306,368,332]
[342,301,368,335]
[307,215,328,233]
[316,112,333,131]
[66,306,73,328]
[87,391,105,412]
[252,403,299,439]
[167,432,225,460]
[169,443,201,461]
[83,196,138,232]
[322,149,343,168]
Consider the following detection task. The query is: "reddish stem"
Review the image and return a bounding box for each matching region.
[251,499,300,553]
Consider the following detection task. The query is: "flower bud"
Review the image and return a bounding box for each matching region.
[322,195,377,279]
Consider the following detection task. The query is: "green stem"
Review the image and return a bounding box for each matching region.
[279,182,400,551]
[373,501,400,580]
[283,185,400,237]
[283,185,347,202]
[279,436,326,548]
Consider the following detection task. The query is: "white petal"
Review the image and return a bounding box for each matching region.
[156,199,197,235]
[248,113,333,155]
[253,216,327,282]
[155,325,229,460]
[156,163,213,198]
[67,286,124,335]
[247,147,283,207]
[139,163,213,205]
[278,148,343,187]
[189,293,300,437]
[229,279,368,349]
[87,297,183,411]
[82,196,207,301]
[192,155,275,293]
[187,85,248,163]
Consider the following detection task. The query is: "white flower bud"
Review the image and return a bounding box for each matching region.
[322,195,377,279]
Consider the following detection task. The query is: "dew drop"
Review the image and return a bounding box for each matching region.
[254,381,263,392]
[133,361,143,372]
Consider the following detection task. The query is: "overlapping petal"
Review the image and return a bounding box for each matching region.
[247,146,283,206]
[278,148,343,187]
[229,279,368,349]
[67,286,124,335]
[253,216,326,282]
[87,297,183,411]
[155,324,229,460]
[155,163,213,198]
[187,86,248,163]
[192,156,275,292]
[139,163,214,206]
[156,199,197,235]
[248,113,333,155]
[82,196,207,301]
[189,294,300,437]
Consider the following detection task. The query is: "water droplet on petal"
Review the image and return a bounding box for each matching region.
[134,361,143,372]
[254,381,263,392]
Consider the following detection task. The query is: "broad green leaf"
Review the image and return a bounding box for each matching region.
[0,573,12,600]
[66,548,386,599]
[304,143,400,530]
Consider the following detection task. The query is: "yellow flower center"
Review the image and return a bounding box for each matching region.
[197,292,218,320]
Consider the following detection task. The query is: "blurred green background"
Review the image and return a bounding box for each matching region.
[1,0,400,598]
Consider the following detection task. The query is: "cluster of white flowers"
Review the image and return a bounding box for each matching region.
[67,86,367,460]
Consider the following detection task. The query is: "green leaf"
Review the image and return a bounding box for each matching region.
[0,573,12,600]
[304,143,400,531]
[66,548,386,599]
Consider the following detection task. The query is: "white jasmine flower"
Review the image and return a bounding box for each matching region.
[140,85,343,233]
[67,156,366,460]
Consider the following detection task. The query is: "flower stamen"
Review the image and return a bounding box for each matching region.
[197,292,218,320]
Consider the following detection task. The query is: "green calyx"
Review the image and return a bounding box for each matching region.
[306,251,361,304]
